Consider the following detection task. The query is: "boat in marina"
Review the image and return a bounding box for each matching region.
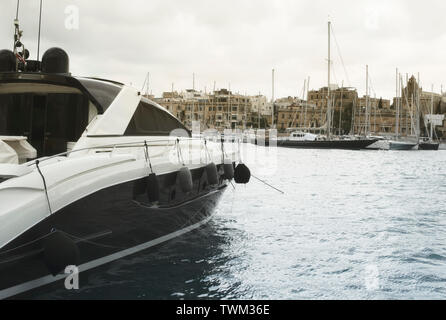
[418,139,439,150]
[365,137,419,151]
[278,21,377,151]
[417,88,440,150]
[277,131,377,150]
[389,140,417,150]
[365,136,390,150]
[0,15,250,299]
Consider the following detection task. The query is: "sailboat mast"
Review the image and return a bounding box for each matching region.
[339,81,344,135]
[431,85,434,142]
[171,82,173,114]
[258,91,261,129]
[417,73,421,141]
[272,69,275,128]
[191,73,195,129]
[327,20,331,139]
[374,93,377,133]
[365,65,369,137]
[306,77,310,131]
[395,68,399,138]
[300,79,306,128]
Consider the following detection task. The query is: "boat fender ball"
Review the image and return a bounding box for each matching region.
[206,162,219,185]
[234,163,251,184]
[42,47,69,74]
[179,166,193,193]
[0,50,15,72]
[147,173,160,203]
[224,162,235,180]
[132,177,148,199]
[43,231,80,276]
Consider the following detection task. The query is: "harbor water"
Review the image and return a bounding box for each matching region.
[27,145,446,300]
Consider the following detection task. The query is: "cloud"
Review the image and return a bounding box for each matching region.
[1,0,445,99]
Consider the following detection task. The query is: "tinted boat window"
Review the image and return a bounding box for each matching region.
[78,78,122,112]
[0,91,90,157]
[0,94,33,136]
[125,100,189,136]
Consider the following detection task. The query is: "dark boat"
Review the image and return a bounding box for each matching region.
[275,21,377,151]
[418,142,440,150]
[276,132,377,150]
[277,138,378,150]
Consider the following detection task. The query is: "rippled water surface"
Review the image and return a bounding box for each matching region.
[30,146,446,300]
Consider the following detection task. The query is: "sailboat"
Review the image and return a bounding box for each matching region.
[418,86,439,150]
[386,73,417,150]
[277,21,377,150]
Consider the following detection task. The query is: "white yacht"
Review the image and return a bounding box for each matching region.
[366,136,418,151]
[0,45,250,299]
[366,136,390,150]
[388,140,417,150]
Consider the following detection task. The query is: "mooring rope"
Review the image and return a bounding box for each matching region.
[144,140,154,173]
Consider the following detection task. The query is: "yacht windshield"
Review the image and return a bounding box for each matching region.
[78,78,122,112]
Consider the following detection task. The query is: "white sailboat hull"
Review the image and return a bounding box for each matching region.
[389,141,417,150]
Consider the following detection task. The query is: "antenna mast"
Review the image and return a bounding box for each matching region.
[13,0,22,71]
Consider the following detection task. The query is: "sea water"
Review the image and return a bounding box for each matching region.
[29,145,446,300]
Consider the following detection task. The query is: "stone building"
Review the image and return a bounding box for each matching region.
[275,99,317,132]
[249,95,272,129]
[154,89,252,131]
[306,86,358,135]
[353,96,393,135]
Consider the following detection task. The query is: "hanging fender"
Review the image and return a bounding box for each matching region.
[178,166,193,193]
[132,177,148,199]
[147,173,160,203]
[234,163,251,184]
[206,162,219,185]
[42,231,80,276]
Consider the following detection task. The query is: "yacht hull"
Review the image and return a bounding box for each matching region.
[0,173,227,299]
[277,139,377,150]
[389,141,416,150]
[366,140,390,150]
[418,143,439,151]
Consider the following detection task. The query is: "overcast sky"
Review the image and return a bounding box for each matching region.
[1,0,445,100]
